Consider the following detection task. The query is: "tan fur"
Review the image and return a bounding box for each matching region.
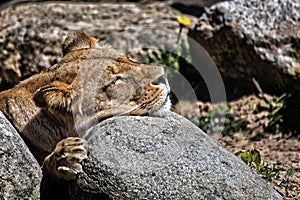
[0,31,170,180]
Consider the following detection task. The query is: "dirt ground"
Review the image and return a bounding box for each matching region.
[174,94,300,199]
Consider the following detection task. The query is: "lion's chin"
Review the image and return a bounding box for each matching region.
[150,96,171,117]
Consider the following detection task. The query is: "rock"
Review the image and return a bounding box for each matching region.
[69,112,282,199]
[0,0,227,10]
[0,111,42,199]
[189,0,300,94]
[0,1,198,91]
[188,0,300,128]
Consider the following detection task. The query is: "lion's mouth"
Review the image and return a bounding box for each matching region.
[149,78,171,117]
[128,80,171,117]
[150,94,171,117]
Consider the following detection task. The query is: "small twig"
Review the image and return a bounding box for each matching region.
[252,77,271,104]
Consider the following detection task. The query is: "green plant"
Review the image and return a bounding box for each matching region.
[285,183,295,191]
[144,49,180,71]
[143,40,192,74]
[235,149,261,168]
[266,93,290,132]
[256,93,290,133]
[286,168,295,177]
[235,149,280,182]
[143,18,192,78]
[199,104,249,135]
[252,78,291,133]
[282,168,296,191]
[256,164,280,182]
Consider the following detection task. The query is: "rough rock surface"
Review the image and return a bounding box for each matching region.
[0,111,42,199]
[189,0,300,94]
[0,1,198,91]
[0,0,227,10]
[188,0,300,128]
[69,112,282,199]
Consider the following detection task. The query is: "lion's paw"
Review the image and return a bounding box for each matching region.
[43,137,88,181]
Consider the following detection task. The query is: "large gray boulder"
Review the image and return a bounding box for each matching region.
[0,111,42,199]
[0,109,282,199]
[69,112,282,199]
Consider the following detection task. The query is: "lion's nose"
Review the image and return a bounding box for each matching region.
[151,75,167,86]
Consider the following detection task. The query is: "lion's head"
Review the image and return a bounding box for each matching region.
[33,31,171,129]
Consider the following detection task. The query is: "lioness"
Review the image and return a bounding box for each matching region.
[0,31,171,182]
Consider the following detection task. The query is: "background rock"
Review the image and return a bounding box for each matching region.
[0,111,42,199]
[0,0,227,10]
[0,1,198,91]
[69,112,282,199]
[188,0,300,128]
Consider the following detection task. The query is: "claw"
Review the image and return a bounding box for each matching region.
[58,166,81,180]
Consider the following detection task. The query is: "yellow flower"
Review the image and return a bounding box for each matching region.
[177,16,190,27]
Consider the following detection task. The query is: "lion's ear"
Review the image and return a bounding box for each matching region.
[33,81,74,113]
[62,31,98,56]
